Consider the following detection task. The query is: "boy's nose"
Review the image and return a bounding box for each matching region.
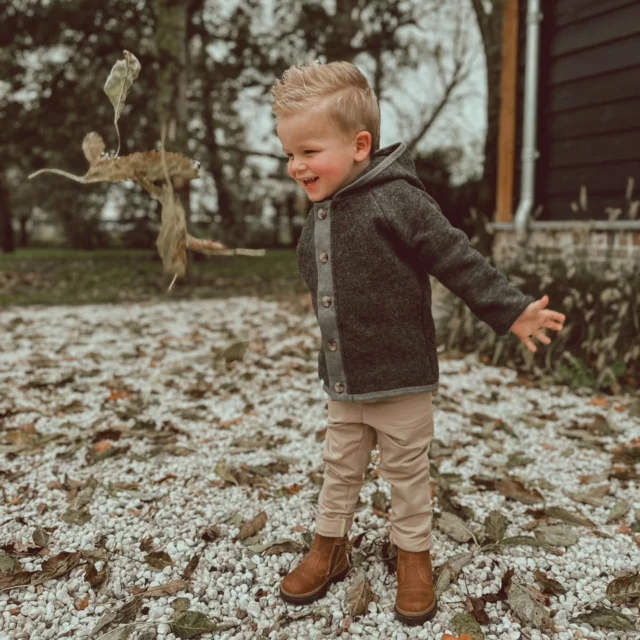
[291,157,307,174]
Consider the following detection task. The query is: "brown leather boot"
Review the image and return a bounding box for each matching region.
[395,547,437,625]
[279,533,351,605]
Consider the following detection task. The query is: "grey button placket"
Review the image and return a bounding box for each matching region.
[313,202,347,395]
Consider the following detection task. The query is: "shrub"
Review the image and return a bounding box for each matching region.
[438,248,640,393]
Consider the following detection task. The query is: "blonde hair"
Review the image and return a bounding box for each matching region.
[271,61,380,153]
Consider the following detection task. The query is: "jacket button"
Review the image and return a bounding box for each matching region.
[317,208,327,220]
[322,296,332,307]
[334,382,345,393]
[327,340,337,351]
[320,252,328,263]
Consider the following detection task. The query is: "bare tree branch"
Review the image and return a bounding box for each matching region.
[217,144,285,161]
[406,68,467,153]
[406,8,474,154]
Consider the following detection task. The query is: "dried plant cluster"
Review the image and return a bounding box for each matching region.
[29,51,259,283]
[571,178,640,221]
[438,249,640,393]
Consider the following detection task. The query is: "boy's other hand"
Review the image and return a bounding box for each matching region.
[509,295,565,353]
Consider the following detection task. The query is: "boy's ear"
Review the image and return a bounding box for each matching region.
[354,131,372,161]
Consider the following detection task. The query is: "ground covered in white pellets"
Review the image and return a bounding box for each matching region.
[0,295,639,640]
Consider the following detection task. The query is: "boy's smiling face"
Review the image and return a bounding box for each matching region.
[277,109,371,202]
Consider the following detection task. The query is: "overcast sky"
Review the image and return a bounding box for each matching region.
[239,0,488,186]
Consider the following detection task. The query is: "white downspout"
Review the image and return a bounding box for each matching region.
[514,0,543,243]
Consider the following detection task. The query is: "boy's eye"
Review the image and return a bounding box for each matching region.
[304,150,316,155]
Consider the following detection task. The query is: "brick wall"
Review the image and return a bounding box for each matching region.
[490,222,640,267]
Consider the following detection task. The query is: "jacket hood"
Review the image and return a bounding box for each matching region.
[332,142,425,200]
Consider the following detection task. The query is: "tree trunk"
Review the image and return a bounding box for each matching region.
[325,0,360,62]
[201,70,244,245]
[0,171,15,253]
[18,215,29,247]
[471,0,504,216]
[155,0,191,222]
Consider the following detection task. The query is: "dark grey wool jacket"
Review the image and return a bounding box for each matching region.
[296,142,535,402]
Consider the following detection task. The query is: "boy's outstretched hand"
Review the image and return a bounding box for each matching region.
[509,295,565,353]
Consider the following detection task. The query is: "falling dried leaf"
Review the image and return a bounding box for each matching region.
[155,185,189,278]
[28,46,233,282]
[104,50,140,119]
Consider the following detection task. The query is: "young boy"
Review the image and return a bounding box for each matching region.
[271,61,565,625]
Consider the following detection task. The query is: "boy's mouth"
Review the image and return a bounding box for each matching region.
[301,177,319,187]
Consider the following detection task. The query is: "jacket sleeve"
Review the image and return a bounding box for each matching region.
[382,190,536,335]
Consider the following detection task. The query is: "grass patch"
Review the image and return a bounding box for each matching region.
[0,248,306,306]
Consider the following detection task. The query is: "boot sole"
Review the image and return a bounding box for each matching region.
[279,564,350,605]
[394,601,438,626]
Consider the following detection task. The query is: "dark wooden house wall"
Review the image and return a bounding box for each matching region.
[514,0,640,221]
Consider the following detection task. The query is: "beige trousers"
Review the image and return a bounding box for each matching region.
[315,391,435,552]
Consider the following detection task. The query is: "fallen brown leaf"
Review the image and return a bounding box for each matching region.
[136,579,189,597]
[93,440,113,455]
[237,511,267,540]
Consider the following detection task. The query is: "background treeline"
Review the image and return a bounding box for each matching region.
[0,0,505,252]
